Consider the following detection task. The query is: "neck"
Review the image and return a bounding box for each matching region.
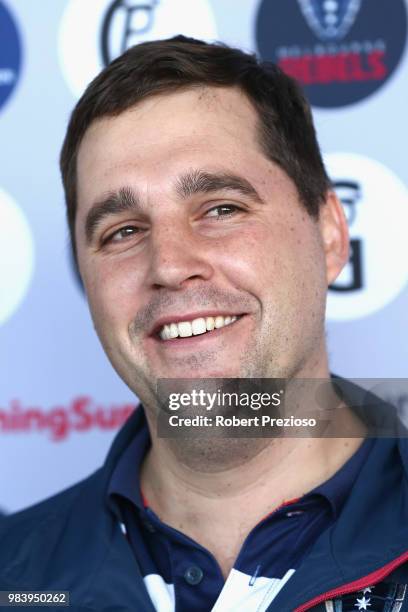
[140,397,365,577]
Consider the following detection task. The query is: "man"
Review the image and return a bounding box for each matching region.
[1,36,407,612]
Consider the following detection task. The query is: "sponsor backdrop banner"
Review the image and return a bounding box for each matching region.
[0,0,407,514]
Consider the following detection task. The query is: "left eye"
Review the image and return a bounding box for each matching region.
[205,205,239,218]
[105,225,140,244]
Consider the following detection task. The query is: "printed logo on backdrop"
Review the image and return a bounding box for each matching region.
[0,397,135,442]
[0,0,22,111]
[256,0,408,108]
[58,0,218,98]
[330,179,362,292]
[325,153,408,321]
[0,188,34,325]
[101,0,159,66]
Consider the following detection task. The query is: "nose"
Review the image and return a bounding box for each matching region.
[147,223,214,290]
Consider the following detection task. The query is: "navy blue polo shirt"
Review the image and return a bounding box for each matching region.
[107,407,373,612]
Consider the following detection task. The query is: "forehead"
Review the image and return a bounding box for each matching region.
[76,87,266,207]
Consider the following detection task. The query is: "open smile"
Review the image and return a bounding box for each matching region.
[148,313,246,348]
[159,314,240,340]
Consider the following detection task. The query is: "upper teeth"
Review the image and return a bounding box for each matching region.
[159,315,238,340]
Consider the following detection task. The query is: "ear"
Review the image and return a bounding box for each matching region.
[319,191,349,286]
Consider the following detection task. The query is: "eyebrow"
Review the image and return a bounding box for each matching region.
[85,187,140,245]
[84,170,264,244]
[175,169,264,204]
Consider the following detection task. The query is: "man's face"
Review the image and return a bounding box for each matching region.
[75,87,343,404]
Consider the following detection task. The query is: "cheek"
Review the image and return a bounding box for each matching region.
[83,259,143,329]
[217,219,319,282]
[218,218,326,323]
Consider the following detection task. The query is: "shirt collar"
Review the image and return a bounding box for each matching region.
[107,405,150,512]
[107,404,374,519]
[309,437,375,517]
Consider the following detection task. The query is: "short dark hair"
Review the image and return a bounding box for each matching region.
[60,35,330,262]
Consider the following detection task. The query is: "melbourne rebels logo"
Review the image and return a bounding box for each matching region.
[298,0,362,41]
[0,1,22,111]
[256,0,407,108]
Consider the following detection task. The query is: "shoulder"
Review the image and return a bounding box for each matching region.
[0,469,104,588]
[0,468,100,527]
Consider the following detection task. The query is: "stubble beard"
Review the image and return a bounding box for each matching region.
[141,328,314,473]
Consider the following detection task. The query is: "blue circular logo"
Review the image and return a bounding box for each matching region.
[256,0,407,108]
[0,1,22,111]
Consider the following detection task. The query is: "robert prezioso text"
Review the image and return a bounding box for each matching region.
[168,415,317,428]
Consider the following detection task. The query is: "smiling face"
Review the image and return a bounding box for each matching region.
[75,86,347,407]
